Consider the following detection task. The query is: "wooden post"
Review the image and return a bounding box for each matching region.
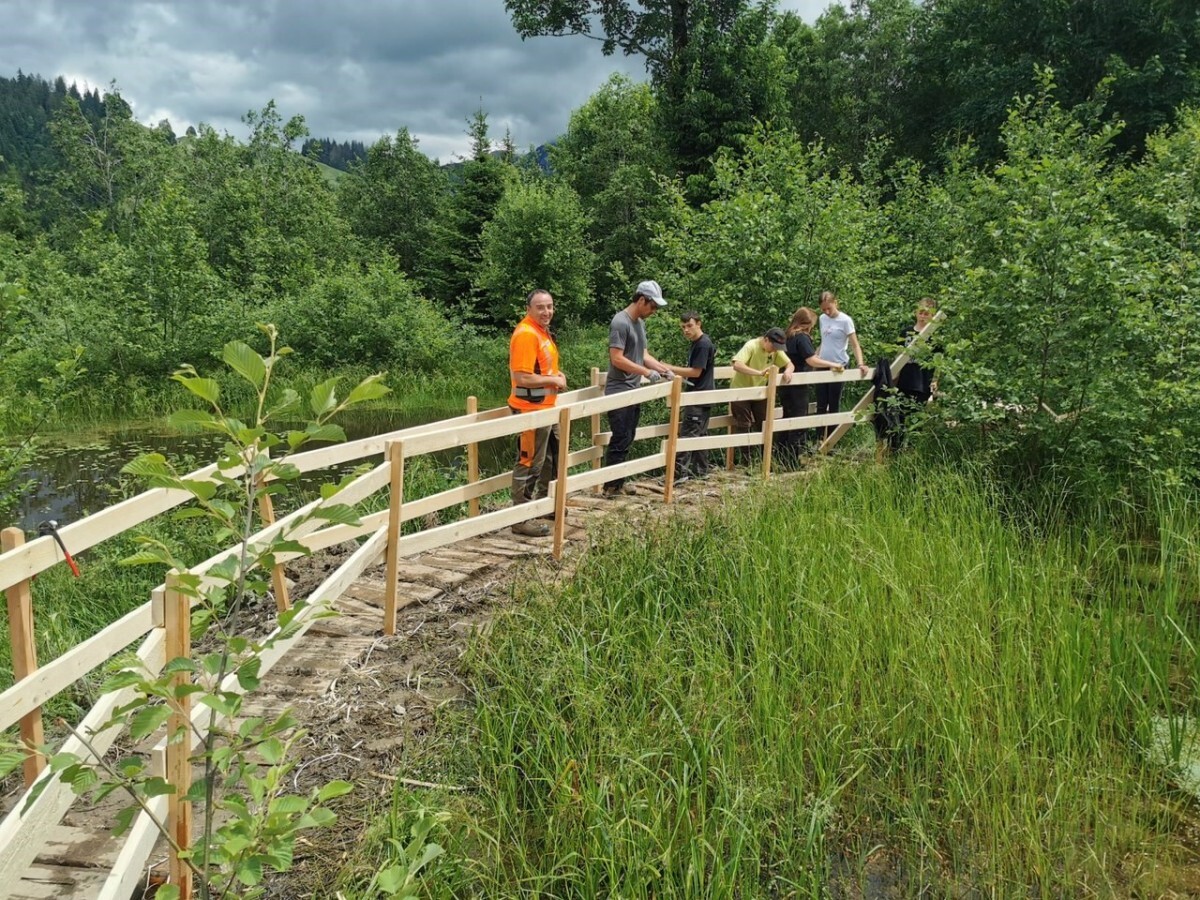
[164,570,193,899]
[762,366,778,480]
[1,527,45,787]
[466,396,480,518]
[256,488,291,613]
[663,376,683,504]
[590,367,602,493]
[552,407,571,561]
[382,441,405,636]
[726,423,736,471]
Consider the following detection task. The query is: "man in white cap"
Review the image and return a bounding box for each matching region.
[602,279,673,497]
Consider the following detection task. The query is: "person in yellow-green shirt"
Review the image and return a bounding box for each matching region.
[729,327,794,459]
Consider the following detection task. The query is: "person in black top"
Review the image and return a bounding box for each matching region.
[892,297,938,449]
[780,306,846,456]
[664,310,716,480]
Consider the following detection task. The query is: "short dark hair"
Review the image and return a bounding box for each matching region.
[679,310,701,324]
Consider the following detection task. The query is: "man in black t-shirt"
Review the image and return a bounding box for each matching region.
[665,311,717,480]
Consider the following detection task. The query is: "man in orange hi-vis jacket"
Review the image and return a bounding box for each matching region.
[508,289,567,537]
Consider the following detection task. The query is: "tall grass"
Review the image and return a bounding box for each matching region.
[441,461,1199,897]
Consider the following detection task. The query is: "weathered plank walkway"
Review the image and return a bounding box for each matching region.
[7,473,745,898]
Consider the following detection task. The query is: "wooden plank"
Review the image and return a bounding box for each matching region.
[0,629,167,898]
[552,407,571,560]
[591,422,672,447]
[94,795,168,900]
[762,366,778,480]
[393,497,555,560]
[466,396,479,518]
[9,863,110,899]
[589,368,602,478]
[30,825,122,870]
[663,377,683,504]
[1,529,44,787]
[164,573,192,898]
[0,602,154,735]
[383,442,405,636]
[256,486,290,612]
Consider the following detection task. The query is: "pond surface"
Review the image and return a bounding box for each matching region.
[10,407,514,533]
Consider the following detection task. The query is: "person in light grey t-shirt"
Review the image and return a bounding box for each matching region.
[602,279,672,496]
[815,290,868,440]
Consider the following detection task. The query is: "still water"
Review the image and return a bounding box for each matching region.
[10,408,514,533]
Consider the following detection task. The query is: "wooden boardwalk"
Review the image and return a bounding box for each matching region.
[4,477,734,898]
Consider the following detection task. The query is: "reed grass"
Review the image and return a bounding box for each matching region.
[433,460,1200,897]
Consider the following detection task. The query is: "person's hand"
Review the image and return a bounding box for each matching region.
[832,363,844,374]
[858,363,869,376]
[554,372,568,391]
[781,371,792,385]
[646,371,663,385]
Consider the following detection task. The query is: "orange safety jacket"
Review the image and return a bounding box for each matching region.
[508,315,560,411]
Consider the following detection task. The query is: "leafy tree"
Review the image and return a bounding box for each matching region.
[907,0,1200,164]
[776,0,924,169]
[272,260,456,369]
[426,109,515,319]
[338,129,448,289]
[475,178,594,325]
[655,124,884,350]
[505,0,752,78]
[551,74,672,304]
[934,72,1174,486]
[46,89,173,238]
[656,1,792,195]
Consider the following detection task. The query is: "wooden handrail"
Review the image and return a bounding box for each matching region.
[0,334,931,892]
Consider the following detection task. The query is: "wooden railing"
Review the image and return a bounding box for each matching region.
[0,314,940,898]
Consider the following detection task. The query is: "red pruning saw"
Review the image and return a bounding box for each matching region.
[38,520,81,578]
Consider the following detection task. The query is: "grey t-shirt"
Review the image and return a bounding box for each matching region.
[605,309,647,394]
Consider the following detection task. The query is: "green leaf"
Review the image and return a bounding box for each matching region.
[223,340,267,388]
[0,750,26,779]
[305,423,346,444]
[269,795,308,815]
[316,780,354,802]
[345,374,391,407]
[179,478,218,501]
[129,705,171,741]
[309,377,339,417]
[168,408,218,430]
[376,866,406,894]
[237,857,264,887]
[173,375,220,405]
[311,503,362,528]
[121,453,171,478]
[258,738,284,765]
[236,657,262,692]
[113,805,140,837]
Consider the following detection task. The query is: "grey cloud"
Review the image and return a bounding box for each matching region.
[1,0,834,162]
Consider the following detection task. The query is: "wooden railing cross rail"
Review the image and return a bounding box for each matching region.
[0,317,947,894]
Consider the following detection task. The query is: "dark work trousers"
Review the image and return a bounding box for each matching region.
[674,405,711,477]
[778,384,812,457]
[730,399,768,465]
[510,406,559,505]
[604,402,641,491]
[815,381,845,440]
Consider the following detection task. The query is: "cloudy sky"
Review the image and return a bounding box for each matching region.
[3,0,835,162]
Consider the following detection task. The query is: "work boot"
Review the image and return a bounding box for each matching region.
[512,520,550,537]
[602,483,638,498]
